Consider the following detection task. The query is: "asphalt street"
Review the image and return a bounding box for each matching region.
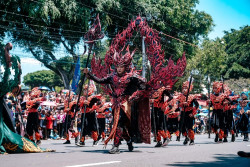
[1,134,249,167]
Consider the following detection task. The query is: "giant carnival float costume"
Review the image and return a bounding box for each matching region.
[176,81,199,145]
[85,15,187,154]
[0,43,53,154]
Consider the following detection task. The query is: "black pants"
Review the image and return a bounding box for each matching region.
[26,112,39,136]
[81,112,98,137]
[154,107,166,131]
[63,114,72,136]
[167,117,179,133]
[182,111,194,133]
[212,109,226,131]
[57,123,63,138]
[98,118,106,134]
[238,113,249,133]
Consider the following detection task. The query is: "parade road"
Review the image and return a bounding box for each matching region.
[1,134,249,167]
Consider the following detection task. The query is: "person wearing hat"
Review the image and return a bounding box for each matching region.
[237,92,250,141]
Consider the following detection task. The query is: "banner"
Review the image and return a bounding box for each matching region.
[71,57,81,92]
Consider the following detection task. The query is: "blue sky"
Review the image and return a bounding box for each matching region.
[5,0,250,84]
[196,0,250,39]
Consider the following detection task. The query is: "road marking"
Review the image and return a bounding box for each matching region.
[247,145,250,147]
[65,161,121,167]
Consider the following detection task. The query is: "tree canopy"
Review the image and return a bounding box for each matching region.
[222,26,250,79]
[0,0,213,89]
[23,70,63,89]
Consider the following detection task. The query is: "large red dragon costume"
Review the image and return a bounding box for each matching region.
[89,15,187,146]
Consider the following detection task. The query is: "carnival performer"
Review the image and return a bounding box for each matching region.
[96,103,111,142]
[151,86,172,147]
[77,83,104,146]
[63,94,76,144]
[209,81,228,142]
[163,97,181,142]
[208,81,228,143]
[85,15,186,153]
[177,81,199,145]
[26,87,46,145]
[83,47,147,154]
[222,87,239,142]
[237,92,250,141]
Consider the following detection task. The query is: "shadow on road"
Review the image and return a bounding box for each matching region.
[166,154,249,167]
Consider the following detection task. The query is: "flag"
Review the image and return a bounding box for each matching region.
[71,57,81,92]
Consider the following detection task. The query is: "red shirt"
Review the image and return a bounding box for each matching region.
[46,115,55,129]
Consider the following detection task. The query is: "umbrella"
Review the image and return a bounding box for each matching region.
[61,89,76,95]
[196,113,208,117]
[40,101,57,106]
[201,108,209,113]
[21,86,30,91]
[38,86,51,91]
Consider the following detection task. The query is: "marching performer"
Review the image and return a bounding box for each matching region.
[151,87,172,147]
[177,81,199,145]
[26,87,46,145]
[208,81,228,143]
[78,83,104,146]
[96,103,111,142]
[163,97,181,142]
[237,92,250,141]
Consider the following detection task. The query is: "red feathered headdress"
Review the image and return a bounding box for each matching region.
[113,46,135,67]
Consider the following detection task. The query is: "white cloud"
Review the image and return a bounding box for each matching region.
[21,57,42,65]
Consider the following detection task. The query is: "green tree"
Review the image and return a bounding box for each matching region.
[23,70,63,89]
[175,38,228,93]
[222,26,250,79]
[0,0,213,89]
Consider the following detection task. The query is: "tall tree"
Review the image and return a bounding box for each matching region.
[23,70,63,89]
[222,26,250,79]
[177,38,228,93]
[0,0,213,88]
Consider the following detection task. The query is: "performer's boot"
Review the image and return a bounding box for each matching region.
[176,131,180,141]
[75,136,79,145]
[29,135,35,143]
[109,145,120,154]
[231,130,235,142]
[223,132,228,142]
[162,138,170,147]
[243,133,249,141]
[214,133,219,142]
[63,134,71,144]
[92,131,98,146]
[127,140,134,152]
[35,132,41,145]
[183,137,189,145]
[155,141,162,147]
[78,136,85,146]
[161,131,170,147]
[188,129,195,145]
[218,130,224,143]
[155,131,163,147]
[101,132,105,142]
